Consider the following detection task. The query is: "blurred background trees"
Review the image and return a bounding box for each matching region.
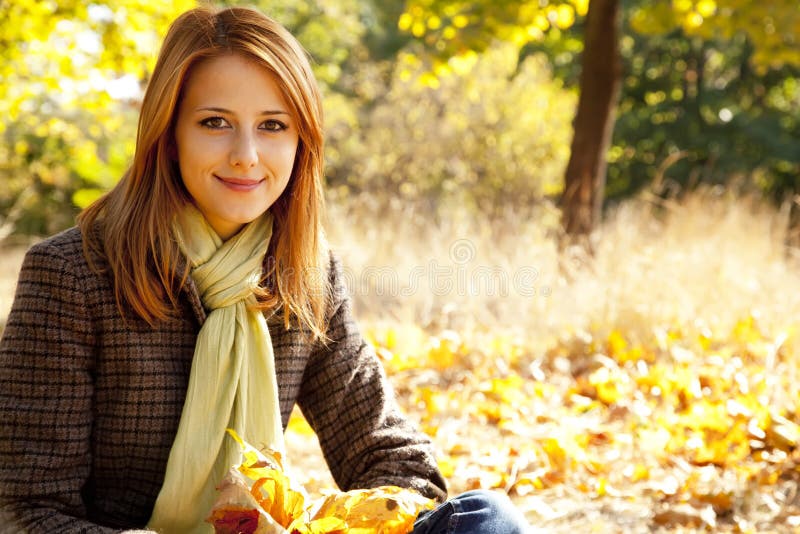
[397,0,800,237]
[0,0,193,237]
[1,0,798,240]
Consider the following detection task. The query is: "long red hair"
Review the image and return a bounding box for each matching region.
[79,6,329,338]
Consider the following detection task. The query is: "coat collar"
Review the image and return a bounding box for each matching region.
[181,275,207,326]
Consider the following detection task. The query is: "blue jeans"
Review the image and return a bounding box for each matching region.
[412,490,531,533]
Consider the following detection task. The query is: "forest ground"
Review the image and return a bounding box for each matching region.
[3,191,800,532]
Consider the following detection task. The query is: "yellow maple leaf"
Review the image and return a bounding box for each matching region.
[210,431,435,534]
[250,471,305,527]
[312,486,435,534]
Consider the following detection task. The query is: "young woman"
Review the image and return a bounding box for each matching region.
[0,6,529,533]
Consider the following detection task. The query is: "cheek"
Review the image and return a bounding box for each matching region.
[177,138,223,179]
[177,153,201,183]
[179,135,221,160]
[272,161,295,203]
[278,139,299,175]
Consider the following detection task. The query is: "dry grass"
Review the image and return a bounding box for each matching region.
[4,190,795,338]
[327,190,800,352]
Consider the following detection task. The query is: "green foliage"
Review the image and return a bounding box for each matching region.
[607,21,800,202]
[0,0,192,236]
[222,0,368,87]
[630,0,800,72]
[398,0,588,61]
[2,0,798,238]
[399,0,799,205]
[1,108,135,236]
[324,44,575,217]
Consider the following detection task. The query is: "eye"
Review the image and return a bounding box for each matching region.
[199,116,230,129]
[260,119,288,132]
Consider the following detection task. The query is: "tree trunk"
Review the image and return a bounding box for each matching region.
[559,0,622,244]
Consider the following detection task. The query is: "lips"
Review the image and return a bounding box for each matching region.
[215,175,263,192]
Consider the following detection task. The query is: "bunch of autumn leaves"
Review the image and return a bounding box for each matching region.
[207,431,435,534]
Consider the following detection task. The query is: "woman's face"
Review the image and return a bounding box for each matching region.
[174,53,299,240]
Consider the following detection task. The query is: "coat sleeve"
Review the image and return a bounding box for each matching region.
[296,255,448,502]
[0,240,121,533]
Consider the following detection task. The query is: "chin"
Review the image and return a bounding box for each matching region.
[235,210,270,225]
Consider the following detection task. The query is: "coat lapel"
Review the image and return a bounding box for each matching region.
[183,278,206,325]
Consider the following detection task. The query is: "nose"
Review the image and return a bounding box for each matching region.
[229,130,258,168]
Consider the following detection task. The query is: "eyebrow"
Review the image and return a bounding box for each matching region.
[194,106,290,116]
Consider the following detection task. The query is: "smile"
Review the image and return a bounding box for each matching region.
[215,175,264,192]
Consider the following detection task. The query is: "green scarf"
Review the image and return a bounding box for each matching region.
[148,206,285,533]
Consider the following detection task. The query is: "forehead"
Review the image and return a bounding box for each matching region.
[180,53,290,109]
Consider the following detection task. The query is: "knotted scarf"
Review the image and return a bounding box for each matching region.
[148,205,285,533]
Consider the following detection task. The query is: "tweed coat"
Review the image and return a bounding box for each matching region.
[0,227,447,533]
